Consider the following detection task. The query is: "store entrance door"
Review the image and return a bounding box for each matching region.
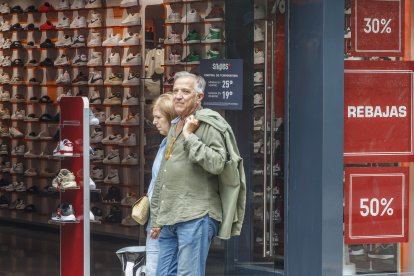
[223,0,286,275]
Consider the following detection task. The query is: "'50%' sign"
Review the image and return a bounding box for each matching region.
[344,167,409,244]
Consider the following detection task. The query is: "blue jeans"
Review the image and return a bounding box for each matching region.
[156,215,219,276]
[146,218,160,276]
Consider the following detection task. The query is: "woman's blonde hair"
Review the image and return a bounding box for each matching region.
[152,93,177,124]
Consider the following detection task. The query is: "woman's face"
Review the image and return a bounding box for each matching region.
[153,107,170,136]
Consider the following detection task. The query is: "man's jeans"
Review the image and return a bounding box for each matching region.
[156,215,219,276]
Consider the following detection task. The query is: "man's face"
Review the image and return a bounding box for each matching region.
[172,76,204,117]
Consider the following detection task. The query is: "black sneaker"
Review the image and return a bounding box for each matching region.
[40,113,53,122]
[103,186,121,203]
[40,38,55,48]
[39,58,54,67]
[24,5,38,12]
[39,95,52,103]
[26,185,39,194]
[11,59,23,66]
[11,23,23,31]
[72,72,88,85]
[10,41,23,49]
[10,5,23,13]
[91,206,103,220]
[24,204,37,212]
[25,41,36,48]
[0,195,9,208]
[24,23,38,31]
[26,60,38,66]
[28,78,40,85]
[104,205,122,223]
[25,113,39,120]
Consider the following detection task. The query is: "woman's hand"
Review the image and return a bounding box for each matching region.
[150,227,161,239]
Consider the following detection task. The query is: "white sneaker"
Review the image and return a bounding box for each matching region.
[56,71,71,84]
[88,32,102,46]
[164,33,181,44]
[11,144,24,155]
[72,54,88,66]
[88,12,102,27]
[11,109,25,120]
[121,53,141,66]
[102,133,122,144]
[166,12,181,23]
[9,127,23,138]
[1,21,10,31]
[254,71,264,86]
[121,13,141,26]
[57,17,70,29]
[57,0,70,10]
[2,39,11,48]
[85,0,102,9]
[104,52,120,66]
[103,92,121,105]
[52,169,77,189]
[120,0,137,7]
[254,24,264,42]
[122,92,138,105]
[89,90,101,105]
[53,139,74,156]
[0,3,10,13]
[56,35,73,47]
[119,133,136,146]
[121,153,138,165]
[105,113,122,124]
[71,0,85,9]
[89,110,99,125]
[119,32,139,46]
[254,48,265,64]
[91,167,103,179]
[88,71,103,85]
[70,16,87,28]
[122,73,140,86]
[121,113,139,125]
[91,147,104,160]
[102,33,121,46]
[87,51,102,66]
[72,34,86,47]
[103,149,120,164]
[166,52,181,64]
[90,127,103,142]
[254,94,264,106]
[181,9,201,23]
[104,168,120,183]
[254,5,266,20]
[54,54,69,66]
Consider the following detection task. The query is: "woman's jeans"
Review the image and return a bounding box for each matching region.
[146,219,160,276]
[156,215,219,276]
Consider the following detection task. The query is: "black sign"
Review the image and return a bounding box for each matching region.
[200,59,243,110]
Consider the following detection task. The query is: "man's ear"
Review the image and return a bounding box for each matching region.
[197,92,204,102]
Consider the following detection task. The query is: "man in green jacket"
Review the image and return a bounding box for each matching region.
[150,71,245,276]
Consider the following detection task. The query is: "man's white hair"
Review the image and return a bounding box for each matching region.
[173,71,206,94]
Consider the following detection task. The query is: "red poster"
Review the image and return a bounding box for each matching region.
[344,167,409,244]
[344,62,414,163]
[352,0,404,56]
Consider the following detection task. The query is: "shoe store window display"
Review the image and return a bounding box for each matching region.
[145,93,177,276]
[149,72,246,275]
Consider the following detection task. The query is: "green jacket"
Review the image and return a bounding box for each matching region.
[195,109,246,239]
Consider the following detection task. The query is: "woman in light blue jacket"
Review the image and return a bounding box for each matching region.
[146,93,176,276]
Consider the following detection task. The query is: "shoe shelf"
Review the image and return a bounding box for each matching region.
[163,20,224,26]
[48,219,81,225]
[163,0,207,5]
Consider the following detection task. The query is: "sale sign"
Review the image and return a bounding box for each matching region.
[344,66,414,163]
[344,167,409,244]
[352,0,404,56]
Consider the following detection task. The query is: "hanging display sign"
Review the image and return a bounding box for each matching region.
[200,59,243,110]
[344,67,414,163]
[352,0,404,56]
[344,167,409,244]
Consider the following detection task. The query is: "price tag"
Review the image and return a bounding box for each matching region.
[200,59,243,110]
[344,167,409,244]
[352,0,404,56]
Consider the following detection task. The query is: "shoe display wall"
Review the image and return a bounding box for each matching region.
[162,0,226,91]
[0,0,143,241]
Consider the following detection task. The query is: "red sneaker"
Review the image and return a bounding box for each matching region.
[40,21,56,30]
[38,2,55,12]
